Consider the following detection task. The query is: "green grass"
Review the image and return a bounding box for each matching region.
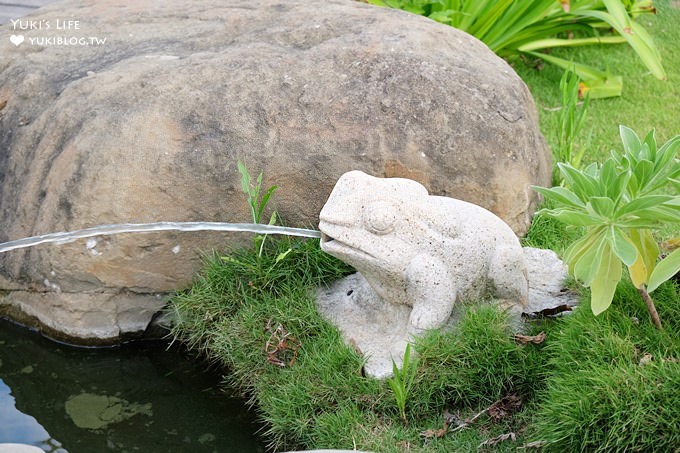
[168,3,680,451]
[170,238,552,451]
[521,200,583,254]
[169,236,679,451]
[516,0,680,162]
[529,280,680,451]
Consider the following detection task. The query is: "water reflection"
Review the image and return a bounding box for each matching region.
[0,378,64,451]
[0,319,263,452]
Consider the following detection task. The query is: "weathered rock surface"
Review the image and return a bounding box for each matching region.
[523,247,580,316]
[0,0,550,342]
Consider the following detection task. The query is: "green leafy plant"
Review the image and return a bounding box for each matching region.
[237,160,279,256]
[365,0,664,98]
[238,160,278,225]
[552,69,591,184]
[387,343,418,422]
[533,125,680,328]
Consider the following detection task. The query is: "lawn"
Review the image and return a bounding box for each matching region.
[168,2,680,451]
[516,0,680,161]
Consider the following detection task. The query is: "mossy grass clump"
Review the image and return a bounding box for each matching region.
[170,235,679,451]
[521,199,583,254]
[169,237,548,451]
[528,279,680,452]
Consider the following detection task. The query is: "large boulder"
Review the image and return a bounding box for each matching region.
[0,0,551,343]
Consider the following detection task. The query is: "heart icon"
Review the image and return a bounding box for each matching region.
[10,35,24,46]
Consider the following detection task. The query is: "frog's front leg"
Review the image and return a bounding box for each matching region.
[405,254,456,336]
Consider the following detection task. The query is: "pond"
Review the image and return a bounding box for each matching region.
[0,319,264,452]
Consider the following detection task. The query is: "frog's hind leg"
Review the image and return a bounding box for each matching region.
[488,244,529,317]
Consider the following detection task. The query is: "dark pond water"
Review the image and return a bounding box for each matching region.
[0,319,264,452]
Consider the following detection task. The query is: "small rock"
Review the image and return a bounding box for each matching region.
[522,247,580,316]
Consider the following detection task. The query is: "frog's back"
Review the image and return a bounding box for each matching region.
[429,195,519,241]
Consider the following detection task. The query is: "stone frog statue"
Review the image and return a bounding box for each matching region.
[318,170,529,337]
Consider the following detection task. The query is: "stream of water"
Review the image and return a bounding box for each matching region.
[0,221,321,254]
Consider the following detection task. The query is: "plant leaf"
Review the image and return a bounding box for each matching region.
[588,197,615,218]
[403,342,411,368]
[572,234,607,285]
[518,35,626,52]
[590,243,621,315]
[237,160,251,195]
[578,76,624,99]
[581,2,665,79]
[627,229,659,287]
[531,186,584,208]
[654,135,680,173]
[559,162,600,200]
[647,248,680,293]
[634,159,655,193]
[523,51,623,98]
[614,195,672,218]
[275,248,292,264]
[609,226,637,267]
[564,229,602,271]
[631,206,680,223]
[524,50,610,81]
[258,185,278,224]
[538,208,601,227]
[619,125,642,156]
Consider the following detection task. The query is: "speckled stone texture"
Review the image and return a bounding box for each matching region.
[318,171,530,378]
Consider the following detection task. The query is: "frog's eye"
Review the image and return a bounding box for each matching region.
[363,201,396,235]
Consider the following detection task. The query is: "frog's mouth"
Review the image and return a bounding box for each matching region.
[319,231,350,253]
[319,224,375,261]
